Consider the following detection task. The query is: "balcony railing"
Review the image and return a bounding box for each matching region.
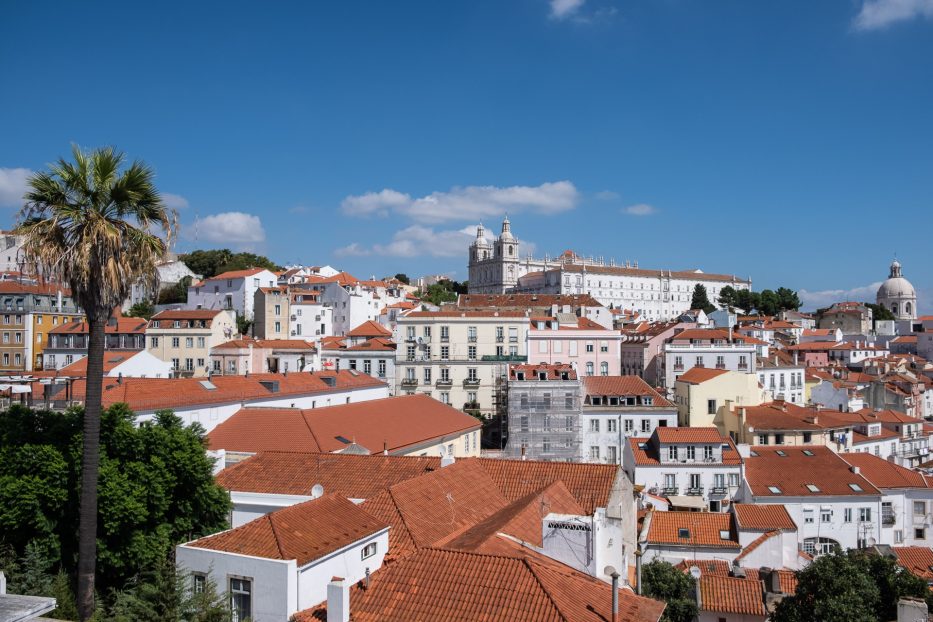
[480,354,527,362]
[686,487,704,496]
[673,363,684,371]
[715,363,726,369]
[463,378,481,387]
[710,486,728,496]
[400,378,418,387]
[661,487,679,496]
[882,514,896,526]
[435,378,453,387]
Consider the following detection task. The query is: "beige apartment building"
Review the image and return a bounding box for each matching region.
[252,286,290,339]
[146,309,237,377]
[394,310,529,417]
[673,367,766,429]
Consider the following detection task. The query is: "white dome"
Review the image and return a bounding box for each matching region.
[877,277,915,299]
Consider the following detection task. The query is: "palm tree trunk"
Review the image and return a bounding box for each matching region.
[77,312,107,621]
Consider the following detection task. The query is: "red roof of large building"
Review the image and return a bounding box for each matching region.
[675,367,731,384]
[839,453,931,489]
[744,446,880,497]
[295,545,665,622]
[700,574,767,616]
[582,376,673,407]
[207,394,481,454]
[346,320,392,338]
[732,504,798,531]
[184,493,387,566]
[645,511,739,549]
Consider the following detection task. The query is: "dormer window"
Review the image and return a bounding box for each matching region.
[806,484,821,493]
[516,372,525,381]
[538,372,547,380]
[678,528,690,539]
[768,485,782,494]
[667,446,677,461]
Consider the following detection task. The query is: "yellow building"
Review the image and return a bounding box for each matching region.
[673,367,766,431]
[0,281,81,372]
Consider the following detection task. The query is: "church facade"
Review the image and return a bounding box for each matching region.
[468,218,752,321]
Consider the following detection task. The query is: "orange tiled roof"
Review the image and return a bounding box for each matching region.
[582,376,673,407]
[674,561,798,594]
[212,338,316,350]
[732,504,797,531]
[347,320,392,337]
[510,363,578,380]
[99,370,382,412]
[295,545,665,622]
[58,351,143,375]
[49,316,146,335]
[344,337,396,352]
[405,310,529,318]
[150,309,226,321]
[215,451,442,498]
[699,574,767,616]
[675,367,730,384]
[207,394,481,454]
[840,453,931,489]
[744,446,880,497]
[627,436,743,466]
[206,267,271,280]
[655,427,724,444]
[185,493,387,566]
[645,511,739,549]
[893,546,933,582]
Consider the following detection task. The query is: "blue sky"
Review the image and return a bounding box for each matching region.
[1,0,931,311]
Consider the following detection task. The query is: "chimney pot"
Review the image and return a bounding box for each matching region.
[327,577,350,622]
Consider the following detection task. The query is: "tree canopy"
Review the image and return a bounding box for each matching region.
[0,403,230,597]
[865,302,896,322]
[393,273,410,284]
[772,549,929,622]
[689,284,716,314]
[641,559,698,622]
[419,279,468,305]
[125,300,156,320]
[717,286,801,315]
[179,249,280,279]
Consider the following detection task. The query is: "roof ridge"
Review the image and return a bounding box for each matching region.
[265,514,288,560]
[522,556,571,622]
[386,486,418,549]
[299,409,323,452]
[735,530,781,562]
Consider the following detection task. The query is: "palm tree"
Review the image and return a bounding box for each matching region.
[16,145,176,621]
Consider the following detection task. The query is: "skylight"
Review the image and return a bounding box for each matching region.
[719,530,731,540]
[849,483,863,492]
[768,486,782,494]
[678,528,690,539]
[802,450,814,456]
[199,380,217,390]
[776,450,786,457]
[806,484,821,493]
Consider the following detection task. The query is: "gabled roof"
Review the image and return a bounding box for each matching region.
[344,337,396,352]
[744,446,880,497]
[509,363,578,381]
[347,320,392,338]
[207,394,481,455]
[59,351,144,375]
[675,367,730,384]
[628,436,743,466]
[839,453,931,489]
[892,546,933,582]
[655,426,724,444]
[295,546,665,622]
[645,511,739,549]
[732,504,797,532]
[49,316,147,335]
[212,338,316,351]
[184,493,387,566]
[215,451,443,498]
[582,376,673,407]
[699,574,767,616]
[206,267,272,281]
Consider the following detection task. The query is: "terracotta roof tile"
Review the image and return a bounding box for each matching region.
[295,546,665,622]
[582,376,673,407]
[655,427,724,444]
[699,574,766,616]
[346,320,392,337]
[457,293,604,309]
[206,267,271,280]
[892,546,933,582]
[744,446,880,497]
[185,493,387,566]
[732,504,797,531]
[675,367,730,384]
[627,436,743,466]
[840,453,930,489]
[344,337,396,352]
[49,316,147,335]
[58,351,143,375]
[645,511,739,549]
[207,394,481,454]
[509,363,578,381]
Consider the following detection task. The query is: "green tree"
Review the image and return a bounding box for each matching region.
[641,559,698,622]
[16,146,177,620]
[757,289,780,316]
[689,284,716,314]
[125,300,156,320]
[776,287,802,311]
[157,275,193,305]
[393,273,410,284]
[772,549,927,622]
[865,302,896,322]
[0,403,230,608]
[180,249,279,279]
[420,279,466,305]
[717,285,738,309]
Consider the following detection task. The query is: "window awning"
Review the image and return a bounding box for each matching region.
[0,384,31,393]
[667,495,707,510]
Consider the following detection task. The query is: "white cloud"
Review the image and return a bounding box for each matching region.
[341,181,579,224]
[550,0,586,20]
[340,189,410,218]
[0,167,33,209]
[798,282,883,310]
[333,242,372,257]
[623,203,658,216]
[595,190,620,201]
[853,0,933,30]
[337,224,538,260]
[195,212,266,244]
[161,192,189,210]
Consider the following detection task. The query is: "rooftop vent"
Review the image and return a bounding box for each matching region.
[259,380,280,393]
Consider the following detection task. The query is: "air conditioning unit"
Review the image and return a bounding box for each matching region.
[290,330,297,336]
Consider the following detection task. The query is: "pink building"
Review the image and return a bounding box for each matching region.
[527,316,621,377]
[620,320,695,385]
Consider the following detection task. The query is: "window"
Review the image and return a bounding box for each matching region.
[185,358,194,371]
[686,446,696,460]
[565,393,573,409]
[589,446,600,461]
[229,577,251,622]
[171,337,180,348]
[916,528,926,540]
[859,508,872,522]
[600,361,608,376]
[821,508,832,523]
[362,542,378,559]
[728,474,740,488]
[695,356,704,367]
[364,359,372,374]
[689,473,701,490]
[774,433,785,445]
[468,345,477,360]
[664,474,676,489]
[192,573,206,594]
[704,445,713,460]
[468,367,478,382]
[585,362,594,376]
[423,368,431,384]
[804,508,815,524]
[467,326,477,342]
[768,486,782,494]
[406,345,415,361]
[625,419,634,433]
[607,445,618,463]
[707,399,716,415]
[171,358,179,370]
[714,473,725,489]
[600,341,608,353]
[667,446,677,460]
[440,346,449,360]
[915,501,926,516]
[607,419,617,433]
[152,337,161,349]
[641,419,651,433]
[520,415,529,432]
[758,434,768,445]
[895,530,904,544]
[378,359,386,377]
[586,343,594,353]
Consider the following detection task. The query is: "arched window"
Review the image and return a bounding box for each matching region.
[906,302,912,315]
[892,303,898,314]
[508,245,513,256]
[585,362,594,376]
[600,362,609,376]
[483,251,488,260]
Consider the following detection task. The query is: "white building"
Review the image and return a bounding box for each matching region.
[757,356,806,405]
[187,268,278,321]
[877,259,918,322]
[663,328,763,390]
[468,218,751,320]
[624,427,744,512]
[298,273,407,337]
[176,493,389,622]
[288,289,335,340]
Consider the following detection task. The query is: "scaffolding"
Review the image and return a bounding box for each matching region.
[505,379,582,461]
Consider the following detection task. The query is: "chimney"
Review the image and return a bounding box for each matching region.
[440,453,456,468]
[850,465,860,475]
[731,559,746,579]
[326,577,350,622]
[768,569,782,594]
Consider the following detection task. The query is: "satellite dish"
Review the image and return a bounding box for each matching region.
[866,537,877,547]
[603,565,618,577]
[689,566,702,580]
[311,484,324,498]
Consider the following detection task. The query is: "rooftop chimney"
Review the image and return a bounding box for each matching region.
[326,577,350,622]
[850,465,861,475]
[440,453,456,468]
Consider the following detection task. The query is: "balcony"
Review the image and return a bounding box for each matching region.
[400,378,418,388]
[480,354,527,362]
[738,362,748,370]
[435,378,453,387]
[882,514,896,526]
[673,363,684,371]
[496,336,504,343]
[440,335,449,343]
[463,378,481,388]
[710,486,728,496]
[661,487,679,496]
[468,336,477,343]
[715,364,726,369]
[686,487,704,496]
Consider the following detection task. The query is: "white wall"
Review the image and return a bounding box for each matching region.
[176,545,295,622]
[295,530,389,612]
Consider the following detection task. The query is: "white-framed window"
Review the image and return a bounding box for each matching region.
[229,577,252,622]
[192,573,206,594]
[641,419,651,433]
[589,446,600,461]
[859,507,872,522]
[361,542,377,559]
